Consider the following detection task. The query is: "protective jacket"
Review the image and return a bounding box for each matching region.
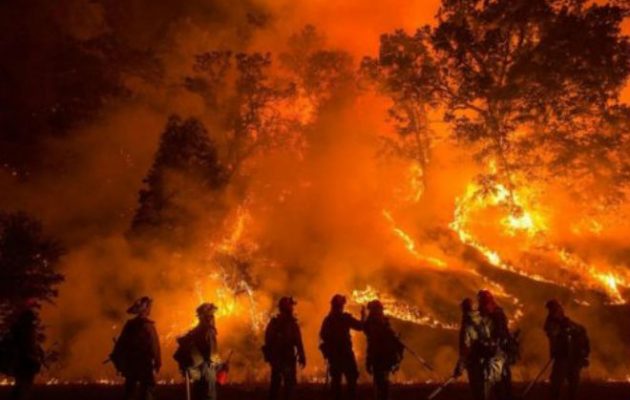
[263,313,305,367]
[319,311,363,360]
[363,315,403,373]
[111,316,161,380]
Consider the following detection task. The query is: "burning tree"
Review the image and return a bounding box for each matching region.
[0,212,64,322]
[430,0,630,201]
[359,0,630,309]
[281,25,355,108]
[186,50,305,179]
[360,28,439,188]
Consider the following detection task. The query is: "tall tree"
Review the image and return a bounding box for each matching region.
[186,51,298,178]
[431,0,630,200]
[361,29,439,185]
[0,212,64,321]
[129,116,226,245]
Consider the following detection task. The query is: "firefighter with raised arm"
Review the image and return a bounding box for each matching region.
[544,300,590,400]
[174,303,220,400]
[263,296,306,400]
[319,294,364,400]
[110,296,161,400]
[363,300,403,400]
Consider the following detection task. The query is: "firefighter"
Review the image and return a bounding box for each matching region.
[363,300,403,400]
[319,294,363,400]
[110,296,161,400]
[263,296,306,400]
[175,303,220,400]
[477,290,513,400]
[453,298,485,400]
[544,300,590,400]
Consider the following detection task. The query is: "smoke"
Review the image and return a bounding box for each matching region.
[0,0,628,383]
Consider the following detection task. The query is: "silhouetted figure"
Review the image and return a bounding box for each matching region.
[0,308,45,400]
[454,298,485,400]
[111,297,161,400]
[319,294,363,400]
[477,290,513,400]
[363,300,403,400]
[174,303,219,400]
[263,297,306,400]
[544,300,590,400]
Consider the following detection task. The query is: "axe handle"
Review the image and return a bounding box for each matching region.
[521,359,553,399]
[185,370,191,400]
[427,376,456,400]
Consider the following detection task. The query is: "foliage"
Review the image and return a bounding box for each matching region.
[432,0,630,189]
[361,28,439,174]
[129,116,226,243]
[367,0,630,201]
[0,212,64,319]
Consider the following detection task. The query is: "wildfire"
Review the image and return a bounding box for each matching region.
[558,249,628,305]
[450,185,552,285]
[205,206,266,331]
[216,206,253,254]
[407,162,425,203]
[382,210,447,269]
[351,285,457,330]
[450,164,629,305]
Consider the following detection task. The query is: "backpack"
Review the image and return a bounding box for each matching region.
[109,319,150,376]
[567,323,590,362]
[367,319,404,371]
[109,335,128,376]
[173,333,205,380]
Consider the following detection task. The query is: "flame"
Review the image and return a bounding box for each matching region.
[450,163,628,305]
[450,183,552,285]
[383,210,447,269]
[351,285,457,330]
[216,206,253,254]
[408,162,425,203]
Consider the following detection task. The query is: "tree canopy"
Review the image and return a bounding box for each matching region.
[0,212,64,321]
[129,116,226,245]
[366,0,630,203]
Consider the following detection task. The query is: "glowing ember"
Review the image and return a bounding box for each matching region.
[351,285,457,330]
